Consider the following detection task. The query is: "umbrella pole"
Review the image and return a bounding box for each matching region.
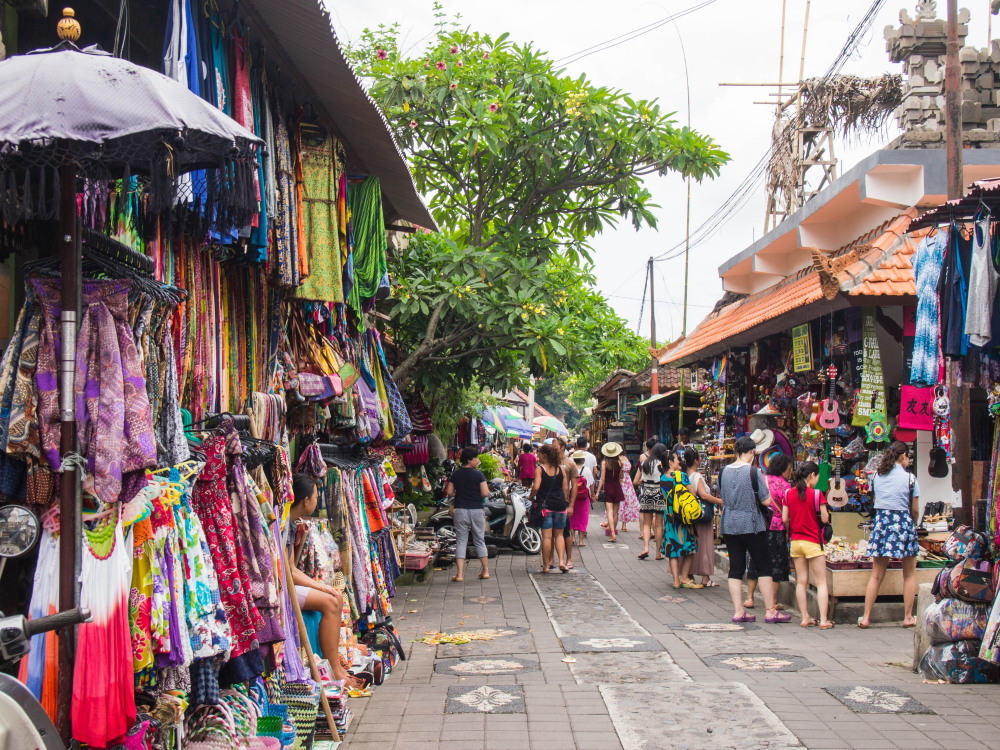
[56,161,80,744]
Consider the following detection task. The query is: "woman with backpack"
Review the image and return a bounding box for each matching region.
[660,449,699,588]
[719,435,790,623]
[633,442,668,560]
[745,454,794,611]
[782,461,833,629]
[685,448,723,587]
[528,443,574,574]
[858,441,921,629]
[595,442,626,543]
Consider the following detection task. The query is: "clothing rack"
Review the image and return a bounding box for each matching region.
[81,227,155,275]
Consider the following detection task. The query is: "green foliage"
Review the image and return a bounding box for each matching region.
[398,483,437,511]
[349,15,729,260]
[477,452,502,480]
[351,6,727,406]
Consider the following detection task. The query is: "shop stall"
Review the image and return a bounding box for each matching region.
[0,2,433,746]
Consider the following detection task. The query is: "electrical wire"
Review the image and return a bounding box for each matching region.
[651,0,889,263]
[555,0,722,67]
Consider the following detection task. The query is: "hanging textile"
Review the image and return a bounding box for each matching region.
[71,513,136,748]
[965,212,999,348]
[294,127,344,303]
[853,308,886,426]
[940,226,972,358]
[911,230,947,386]
[348,176,388,305]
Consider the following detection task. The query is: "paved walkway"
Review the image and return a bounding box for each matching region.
[343,519,1000,750]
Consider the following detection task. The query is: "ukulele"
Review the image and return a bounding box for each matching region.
[818,364,840,429]
[826,444,849,508]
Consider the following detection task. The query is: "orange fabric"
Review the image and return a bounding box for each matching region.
[362,471,386,532]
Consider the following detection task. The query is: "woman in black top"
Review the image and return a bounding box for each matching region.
[529,443,573,573]
[445,446,491,582]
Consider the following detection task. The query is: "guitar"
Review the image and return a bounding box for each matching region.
[826,444,849,508]
[818,364,840,429]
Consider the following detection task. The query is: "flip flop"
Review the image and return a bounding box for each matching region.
[819,622,835,630]
[901,621,916,629]
[800,619,817,628]
[451,576,463,582]
[559,565,569,573]
[479,573,490,580]
[702,581,720,588]
[680,582,705,589]
[537,568,550,574]
[743,600,755,609]
[637,552,650,560]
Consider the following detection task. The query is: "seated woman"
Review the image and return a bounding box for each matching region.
[288,473,361,688]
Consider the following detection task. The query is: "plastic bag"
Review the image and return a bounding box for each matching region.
[923,598,991,644]
[919,640,1000,684]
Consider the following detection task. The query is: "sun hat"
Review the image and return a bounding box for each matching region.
[601,442,623,458]
[571,450,588,461]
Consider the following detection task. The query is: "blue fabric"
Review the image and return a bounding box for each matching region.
[867,508,920,558]
[941,228,972,357]
[911,232,947,385]
[301,610,324,659]
[872,464,920,511]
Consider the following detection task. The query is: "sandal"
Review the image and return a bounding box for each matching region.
[559,565,569,573]
[702,581,719,588]
[537,567,551,574]
[743,600,755,609]
[637,552,649,560]
[765,612,792,623]
[732,614,756,623]
[451,576,464,582]
[819,622,835,630]
[901,620,916,629]
[800,619,817,628]
[680,582,705,589]
[479,572,490,580]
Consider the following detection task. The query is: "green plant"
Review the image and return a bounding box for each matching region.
[477,452,502,480]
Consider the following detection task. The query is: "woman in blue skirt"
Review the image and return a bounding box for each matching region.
[859,441,921,629]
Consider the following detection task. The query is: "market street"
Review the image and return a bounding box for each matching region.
[344,517,1000,750]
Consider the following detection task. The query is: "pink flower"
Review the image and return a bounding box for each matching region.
[483,52,491,59]
[376,49,388,60]
[435,61,447,71]
[457,60,464,68]
[450,45,459,54]
[449,82,458,90]
[488,103,500,112]
[409,120,418,128]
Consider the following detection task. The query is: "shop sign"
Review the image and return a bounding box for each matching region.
[791,324,813,372]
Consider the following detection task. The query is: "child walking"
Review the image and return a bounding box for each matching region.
[782,461,833,629]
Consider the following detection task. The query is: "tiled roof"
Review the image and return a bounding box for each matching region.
[663,210,922,366]
[663,271,824,364]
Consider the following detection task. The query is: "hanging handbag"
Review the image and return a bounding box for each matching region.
[944,525,988,561]
[937,558,996,604]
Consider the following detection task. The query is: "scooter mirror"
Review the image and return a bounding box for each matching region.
[0,505,40,559]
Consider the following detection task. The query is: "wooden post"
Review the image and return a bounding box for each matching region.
[282,550,341,743]
[56,162,80,744]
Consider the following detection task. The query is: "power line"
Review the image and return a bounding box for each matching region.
[555,0,722,67]
[652,0,889,263]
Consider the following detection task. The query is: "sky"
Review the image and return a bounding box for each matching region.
[327,0,998,342]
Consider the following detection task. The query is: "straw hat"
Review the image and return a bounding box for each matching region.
[571,450,588,461]
[601,442,623,458]
[749,428,775,454]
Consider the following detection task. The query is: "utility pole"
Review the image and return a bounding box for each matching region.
[945,0,972,526]
[648,257,658,396]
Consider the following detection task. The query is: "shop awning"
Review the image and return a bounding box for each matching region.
[633,391,679,408]
[239,0,437,230]
[663,213,923,367]
[499,407,534,439]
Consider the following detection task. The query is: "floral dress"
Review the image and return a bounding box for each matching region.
[619,457,639,524]
[660,471,697,558]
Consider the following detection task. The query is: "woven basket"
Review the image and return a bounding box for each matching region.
[282,682,320,750]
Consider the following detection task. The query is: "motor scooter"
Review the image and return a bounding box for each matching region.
[430,481,541,555]
[0,607,91,750]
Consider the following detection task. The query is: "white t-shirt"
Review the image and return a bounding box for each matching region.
[581,451,598,487]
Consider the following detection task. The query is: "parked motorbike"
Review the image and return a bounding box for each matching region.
[430,480,541,555]
[0,607,91,750]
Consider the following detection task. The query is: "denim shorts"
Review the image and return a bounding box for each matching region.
[541,511,568,530]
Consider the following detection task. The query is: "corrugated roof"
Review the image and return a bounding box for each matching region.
[240,0,436,230]
[663,211,922,366]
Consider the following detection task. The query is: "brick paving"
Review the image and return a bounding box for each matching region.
[343,521,1000,749]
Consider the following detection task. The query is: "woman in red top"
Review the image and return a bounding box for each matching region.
[517,443,537,488]
[781,461,833,629]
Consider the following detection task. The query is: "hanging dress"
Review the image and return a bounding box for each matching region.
[72,514,136,748]
[910,231,948,386]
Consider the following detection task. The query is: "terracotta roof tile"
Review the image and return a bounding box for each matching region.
[663,212,924,365]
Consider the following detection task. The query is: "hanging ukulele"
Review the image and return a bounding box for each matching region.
[826,444,849,508]
[818,364,840,429]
